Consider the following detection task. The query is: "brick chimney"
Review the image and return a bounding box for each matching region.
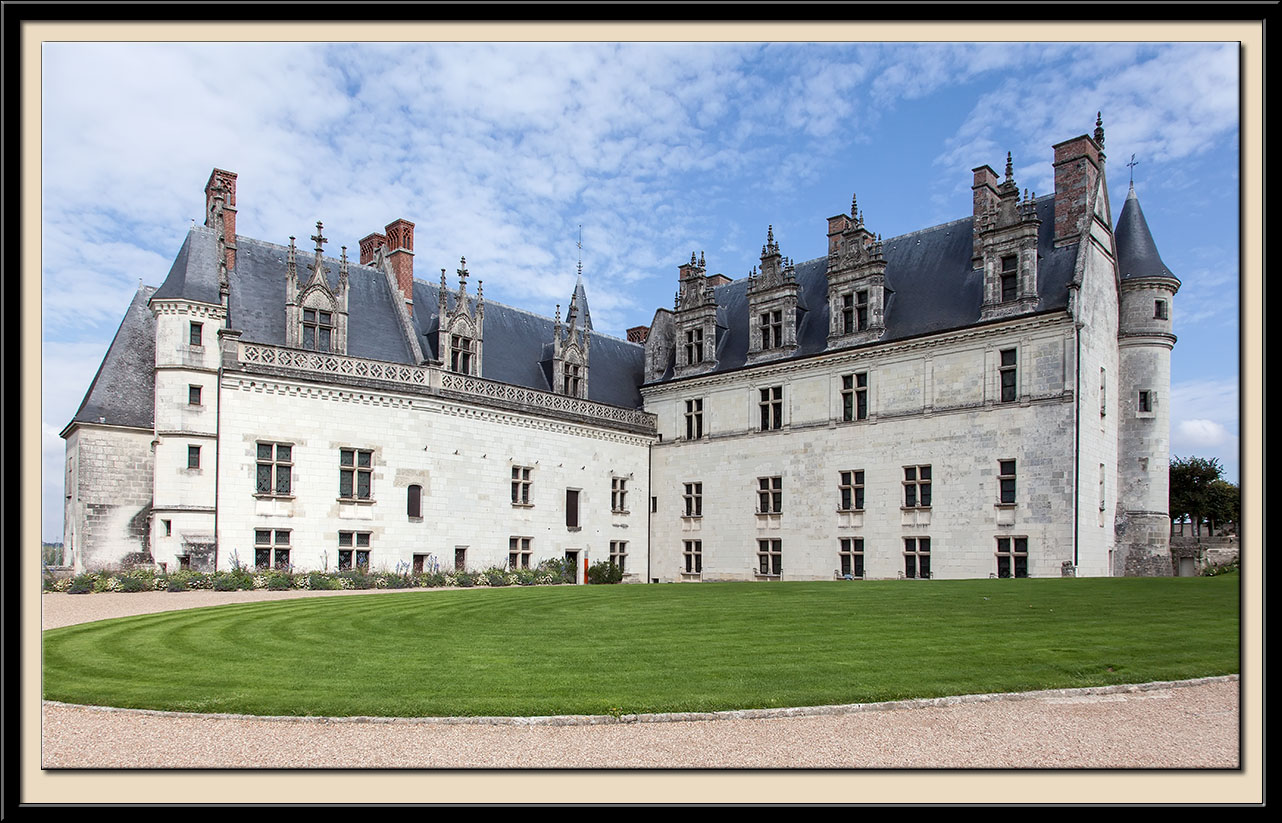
[627,325,649,344]
[359,232,387,265]
[706,274,732,289]
[204,168,237,271]
[1052,134,1103,247]
[383,218,415,307]
[971,164,999,259]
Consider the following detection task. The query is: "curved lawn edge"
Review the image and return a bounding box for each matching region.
[43,674,1238,726]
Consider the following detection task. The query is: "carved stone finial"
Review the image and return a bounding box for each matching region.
[1094,111,1105,148]
[1005,152,1013,183]
[311,221,327,255]
[698,251,705,269]
[851,193,858,218]
[457,256,469,285]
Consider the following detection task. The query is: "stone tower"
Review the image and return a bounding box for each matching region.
[1114,181,1181,576]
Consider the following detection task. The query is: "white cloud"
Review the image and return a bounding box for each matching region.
[1174,418,1232,449]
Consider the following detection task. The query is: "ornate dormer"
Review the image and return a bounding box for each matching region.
[825,195,887,350]
[746,226,804,364]
[284,222,349,354]
[552,288,591,398]
[975,153,1041,322]
[438,257,484,376]
[672,251,719,377]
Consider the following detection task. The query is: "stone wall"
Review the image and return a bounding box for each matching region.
[64,425,155,571]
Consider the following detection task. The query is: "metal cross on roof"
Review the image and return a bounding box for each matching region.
[1127,154,1139,185]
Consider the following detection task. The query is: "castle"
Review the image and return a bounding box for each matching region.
[61,119,1181,580]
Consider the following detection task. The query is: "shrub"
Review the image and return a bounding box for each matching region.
[166,577,188,592]
[482,567,514,587]
[340,569,375,590]
[263,571,293,591]
[119,576,150,593]
[454,571,476,588]
[66,574,95,595]
[1202,559,1240,577]
[382,573,415,589]
[305,571,342,591]
[587,560,624,585]
[419,571,449,588]
[538,557,576,584]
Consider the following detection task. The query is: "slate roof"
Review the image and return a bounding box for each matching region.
[67,284,158,431]
[658,195,1079,381]
[1115,184,1179,283]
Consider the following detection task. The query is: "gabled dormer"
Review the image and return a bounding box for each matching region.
[746,226,804,364]
[825,195,886,350]
[438,257,484,376]
[285,222,349,354]
[552,287,591,398]
[672,251,719,377]
[974,153,1041,322]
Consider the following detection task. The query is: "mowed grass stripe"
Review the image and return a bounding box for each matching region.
[42,576,1239,718]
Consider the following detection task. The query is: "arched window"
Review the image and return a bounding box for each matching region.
[407,484,422,518]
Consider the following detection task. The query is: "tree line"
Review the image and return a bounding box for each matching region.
[1169,456,1239,538]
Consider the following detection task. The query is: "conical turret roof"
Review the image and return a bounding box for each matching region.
[1115,184,1179,284]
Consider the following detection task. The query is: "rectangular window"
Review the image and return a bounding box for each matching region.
[189,322,203,347]
[508,536,532,569]
[566,489,580,529]
[904,537,931,579]
[254,529,291,569]
[611,477,628,513]
[450,334,474,374]
[563,362,583,396]
[1100,367,1107,417]
[759,386,783,431]
[187,445,201,470]
[256,442,292,496]
[998,459,1017,505]
[841,293,855,334]
[839,537,865,578]
[455,547,467,571]
[683,482,703,517]
[302,309,334,352]
[1138,390,1153,413]
[162,519,172,537]
[609,541,627,574]
[188,385,202,406]
[999,348,1017,403]
[855,289,868,330]
[1154,299,1168,320]
[760,309,783,350]
[407,484,422,518]
[842,372,869,421]
[757,539,782,576]
[339,448,373,500]
[685,328,704,365]
[904,465,932,508]
[683,540,703,574]
[758,476,782,514]
[338,531,371,570]
[996,537,1029,578]
[685,398,704,440]
[1000,255,1018,302]
[839,470,865,511]
[511,466,532,505]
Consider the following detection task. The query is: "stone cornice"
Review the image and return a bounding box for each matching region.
[643,311,1074,397]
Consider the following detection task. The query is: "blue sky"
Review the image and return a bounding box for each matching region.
[39,40,1243,542]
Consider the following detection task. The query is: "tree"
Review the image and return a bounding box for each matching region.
[1169,456,1224,540]
[1204,479,1240,535]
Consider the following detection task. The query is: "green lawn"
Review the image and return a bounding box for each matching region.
[42,576,1239,718]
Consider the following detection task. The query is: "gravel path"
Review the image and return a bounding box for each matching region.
[40,589,1240,769]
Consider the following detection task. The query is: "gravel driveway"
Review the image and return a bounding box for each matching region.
[40,589,1240,769]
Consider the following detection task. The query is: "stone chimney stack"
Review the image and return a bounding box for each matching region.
[204,168,238,271]
[382,218,415,308]
[627,325,649,344]
[971,164,999,260]
[1052,134,1104,247]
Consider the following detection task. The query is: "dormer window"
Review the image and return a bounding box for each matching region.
[760,310,783,350]
[1000,256,1018,302]
[302,308,333,351]
[450,334,474,374]
[685,328,704,365]
[563,362,583,396]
